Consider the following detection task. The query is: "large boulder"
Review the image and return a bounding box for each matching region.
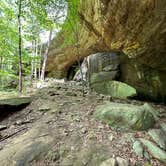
[90,71,118,84]
[88,52,121,74]
[0,97,31,121]
[88,52,121,84]
[0,97,31,107]
[91,81,137,99]
[120,59,166,102]
[94,102,156,131]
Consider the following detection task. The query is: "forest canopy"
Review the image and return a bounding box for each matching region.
[0,0,77,91]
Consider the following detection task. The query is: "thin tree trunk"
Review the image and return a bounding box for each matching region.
[31,41,34,81]
[18,0,22,92]
[38,43,43,79]
[40,29,52,81]
[75,22,85,96]
[34,39,37,80]
[0,57,2,89]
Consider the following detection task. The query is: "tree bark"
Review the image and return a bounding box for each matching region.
[18,0,22,92]
[31,41,34,80]
[34,39,37,80]
[38,43,43,79]
[40,29,52,81]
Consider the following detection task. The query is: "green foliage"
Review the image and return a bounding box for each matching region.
[0,0,68,90]
[58,0,80,48]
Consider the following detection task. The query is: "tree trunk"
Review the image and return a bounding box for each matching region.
[34,39,37,80]
[40,29,52,81]
[38,43,43,79]
[31,41,34,80]
[18,0,22,92]
[75,21,85,96]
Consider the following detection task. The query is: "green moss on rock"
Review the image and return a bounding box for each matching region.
[91,81,137,99]
[94,102,156,131]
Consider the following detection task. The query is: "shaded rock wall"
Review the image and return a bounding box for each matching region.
[47,0,166,101]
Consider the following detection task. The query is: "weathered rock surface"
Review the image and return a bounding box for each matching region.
[116,157,129,166]
[100,158,116,166]
[148,129,166,150]
[133,140,144,158]
[0,117,56,166]
[0,97,31,107]
[88,52,121,74]
[90,71,118,84]
[94,102,156,130]
[139,138,166,164]
[0,97,31,120]
[0,83,165,166]
[160,123,166,133]
[91,81,137,99]
[47,0,166,102]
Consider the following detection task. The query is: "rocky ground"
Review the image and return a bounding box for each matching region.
[0,81,165,166]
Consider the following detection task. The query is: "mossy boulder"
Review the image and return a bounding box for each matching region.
[0,97,31,106]
[0,97,32,120]
[90,71,119,84]
[91,81,137,99]
[94,102,156,131]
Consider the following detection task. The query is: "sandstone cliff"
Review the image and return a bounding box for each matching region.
[47,0,166,101]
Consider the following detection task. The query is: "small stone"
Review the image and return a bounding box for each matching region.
[143,151,150,161]
[65,91,77,96]
[63,130,69,136]
[148,129,166,150]
[133,140,144,158]
[15,120,23,125]
[139,138,166,163]
[81,127,87,134]
[98,125,104,130]
[133,161,142,166]
[116,157,129,166]
[108,133,114,141]
[38,106,50,112]
[0,125,7,131]
[160,123,166,133]
[75,118,81,122]
[15,119,31,125]
[100,158,116,166]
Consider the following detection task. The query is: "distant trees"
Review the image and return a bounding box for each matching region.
[17,0,22,92]
[0,0,67,90]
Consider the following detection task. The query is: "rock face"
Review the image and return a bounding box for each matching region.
[0,97,31,121]
[139,138,166,164]
[91,81,137,99]
[47,0,166,102]
[88,52,120,83]
[94,102,156,131]
[148,129,166,150]
[0,118,56,166]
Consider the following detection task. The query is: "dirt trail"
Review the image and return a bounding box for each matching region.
[0,82,165,166]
